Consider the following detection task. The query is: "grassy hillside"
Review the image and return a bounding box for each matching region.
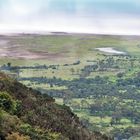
[0,72,110,140]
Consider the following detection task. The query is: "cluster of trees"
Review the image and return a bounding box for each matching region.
[26,73,140,139]
[80,55,139,78]
[20,71,140,100]
[0,63,59,70]
[110,127,140,140]
[89,98,140,124]
[0,60,81,72]
[0,72,110,140]
[1,55,140,139]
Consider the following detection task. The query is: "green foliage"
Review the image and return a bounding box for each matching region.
[0,92,15,113]
[0,92,21,115]
[5,34,140,139]
[0,72,109,140]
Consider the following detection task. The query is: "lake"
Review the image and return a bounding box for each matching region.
[96,47,126,54]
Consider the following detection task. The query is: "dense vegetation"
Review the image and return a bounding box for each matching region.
[0,72,110,140]
[1,34,140,140]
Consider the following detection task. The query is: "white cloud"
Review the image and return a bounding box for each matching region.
[10,2,32,16]
[0,0,140,35]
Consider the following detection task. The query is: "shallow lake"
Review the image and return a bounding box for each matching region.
[96,47,126,54]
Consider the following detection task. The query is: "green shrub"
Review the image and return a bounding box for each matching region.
[0,92,20,114]
[0,92,14,112]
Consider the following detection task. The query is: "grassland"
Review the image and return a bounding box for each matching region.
[1,33,140,139]
[0,34,140,64]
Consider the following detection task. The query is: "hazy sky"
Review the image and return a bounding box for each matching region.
[0,0,140,35]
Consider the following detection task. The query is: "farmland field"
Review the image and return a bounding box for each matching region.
[1,33,140,139]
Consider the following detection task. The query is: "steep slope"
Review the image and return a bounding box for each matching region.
[0,72,111,140]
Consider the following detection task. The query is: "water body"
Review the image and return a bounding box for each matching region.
[96,47,126,54]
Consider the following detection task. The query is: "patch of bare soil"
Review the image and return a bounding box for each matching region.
[0,38,65,60]
[0,47,64,60]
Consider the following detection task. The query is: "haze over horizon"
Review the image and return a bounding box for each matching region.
[0,0,140,35]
